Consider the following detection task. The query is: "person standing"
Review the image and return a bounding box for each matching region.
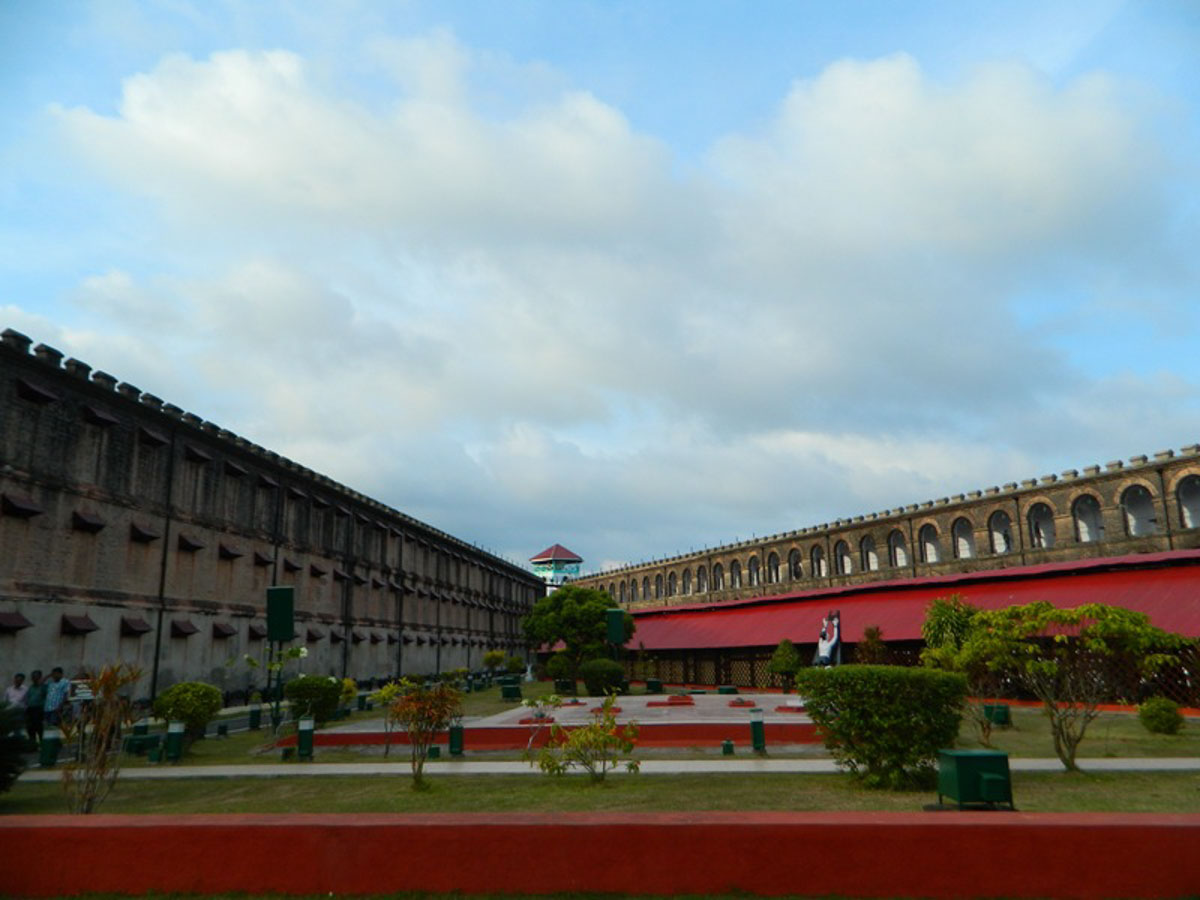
[4,672,27,709]
[43,667,70,726]
[24,670,45,746]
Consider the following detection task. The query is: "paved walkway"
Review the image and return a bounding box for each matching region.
[17,756,1200,782]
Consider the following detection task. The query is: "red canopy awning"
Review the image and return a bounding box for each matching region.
[630,550,1200,651]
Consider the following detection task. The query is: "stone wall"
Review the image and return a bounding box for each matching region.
[0,328,544,698]
[575,442,1200,610]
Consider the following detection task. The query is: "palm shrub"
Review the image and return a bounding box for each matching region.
[153,681,222,743]
[796,665,967,789]
[283,675,341,724]
[579,657,624,696]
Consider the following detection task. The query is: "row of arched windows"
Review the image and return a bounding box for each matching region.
[606,476,1200,602]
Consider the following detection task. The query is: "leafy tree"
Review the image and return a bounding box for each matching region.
[921,594,1004,746]
[767,639,801,692]
[369,680,404,756]
[947,601,1191,770]
[61,664,142,813]
[854,625,890,665]
[482,650,506,672]
[389,678,463,789]
[523,585,634,680]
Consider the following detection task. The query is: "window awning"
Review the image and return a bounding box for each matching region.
[62,613,99,635]
[0,611,33,632]
[212,622,238,639]
[630,550,1200,651]
[171,619,199,638]
[120,615,152,636]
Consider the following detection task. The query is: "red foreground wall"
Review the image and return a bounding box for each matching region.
[3,812,1199,898]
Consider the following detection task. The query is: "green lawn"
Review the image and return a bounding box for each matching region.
[4,770,1198,815]
[956,704,1200,758]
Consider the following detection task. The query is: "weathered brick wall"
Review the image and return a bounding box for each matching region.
[577,444,1200,609]
[0,329,543,698]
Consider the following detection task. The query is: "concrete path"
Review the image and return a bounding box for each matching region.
[17,756,1200,782]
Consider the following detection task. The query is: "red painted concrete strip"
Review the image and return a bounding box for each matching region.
[278,721,820,748]
[3,812,1198,898]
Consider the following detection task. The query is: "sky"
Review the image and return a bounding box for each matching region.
[2,1,1198,574]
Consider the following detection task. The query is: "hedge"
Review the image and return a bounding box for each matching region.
[796,665,967,789]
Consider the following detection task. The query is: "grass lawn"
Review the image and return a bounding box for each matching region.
[956,704,1200,758]
[4,769,1198,815]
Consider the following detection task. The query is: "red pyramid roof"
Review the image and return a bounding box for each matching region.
[530,543,582,564]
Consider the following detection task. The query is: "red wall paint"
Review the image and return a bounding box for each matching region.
[278,721,820,749]
[3,812,1198,898]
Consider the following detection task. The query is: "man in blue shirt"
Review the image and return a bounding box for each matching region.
[44,667,70,725]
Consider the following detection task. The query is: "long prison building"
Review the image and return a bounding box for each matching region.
[0,328,545,699]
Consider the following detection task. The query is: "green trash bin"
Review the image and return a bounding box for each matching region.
[645,679,662,694]
[297,716,315,760]
[501,684,522,701]
[983,703,1012,727]
[248,704,262,730]
[165,721,185,763]
[357,693,367,711]
[937,749,1014,809]
[39,727,62,768]
[718,685,739,695]
[449,724,464,756]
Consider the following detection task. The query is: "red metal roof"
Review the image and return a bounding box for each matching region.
[630,550,1200,650]
[530,543,582,564]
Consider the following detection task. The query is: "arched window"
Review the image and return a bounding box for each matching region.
[748,556,761,586]
[1073,495,1104,543]
[697,565,708,592]
[919,524,941,563]
[988,511,1013,555]
[667,572,677,597]
[608,583,616,597]
[619,582,626,603]
[860,536,879,571]
[1121,485,1158,536]
[788,549,803,580]
[1028,503,1056,548]
[642,576,650,599]
[654,574,663,598]
[629,580,638,602]
[682,569,692,594]
[952,518,976,559]
[834,540,852,575]
[811,545,828,578]
[730,560,742,588]
[888,529,908,567]
[1179,475,1200,529]
[767,552,780,584]
[712,563,724,590]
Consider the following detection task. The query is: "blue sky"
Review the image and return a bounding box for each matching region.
[2,0,1198,572]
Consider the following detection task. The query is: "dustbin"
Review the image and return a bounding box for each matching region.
[39,727,62,768]
[937,749,1014,809]
[645,679,662,694]
[449,725,464,756]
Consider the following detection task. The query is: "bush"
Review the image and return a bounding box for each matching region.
[482,650,506,671]
[796,665,967,790]
[505,655,526,675]
[1139,696,1185,735]
[545,652,572,681]
[153,681,223,741]
[283,675,341,724]
[579,657,624,696]
[0,702,26,794]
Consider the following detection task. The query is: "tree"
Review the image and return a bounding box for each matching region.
[948,601,1191,770]
[523,585,634,680]
[767,639,801,692]
[61,664,142,814]
[482,650,506,673]
[389,678,463,789]
[921,594,1004,746]
[531,694,640,782]
[854,625,890,665]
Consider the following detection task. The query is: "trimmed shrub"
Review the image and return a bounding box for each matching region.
[482,650,506,671]
[1139,696,1185,735]
[283,675,341,724]
[579,657,624,697]
[152,681,223,741]
[505,655,526,675]
[796,665,967,790]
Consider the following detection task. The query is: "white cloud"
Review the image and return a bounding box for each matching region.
[23,38,1196,566]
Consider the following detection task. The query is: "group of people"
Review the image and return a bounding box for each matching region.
[4,667,76,746]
